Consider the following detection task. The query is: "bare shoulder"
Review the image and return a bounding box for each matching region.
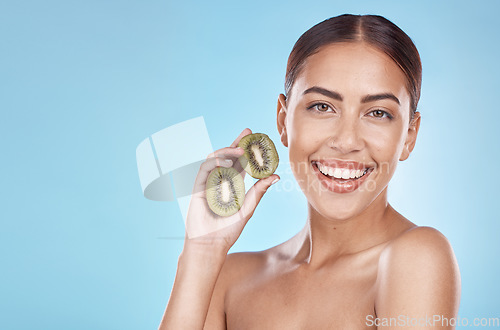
[204,250,270,328]
[218,250,269,286]
[375,226,461,318]
[378,226,460,282]
[382,226,456,260]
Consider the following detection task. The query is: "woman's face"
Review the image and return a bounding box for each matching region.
[277,42,420,220]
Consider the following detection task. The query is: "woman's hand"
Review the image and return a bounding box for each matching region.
[160,128,279,329]
[184,128,280,255]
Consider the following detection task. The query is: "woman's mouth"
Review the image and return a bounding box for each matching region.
[311,160,374,193]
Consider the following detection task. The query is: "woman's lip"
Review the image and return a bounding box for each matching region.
[312,159,372,171]
[312,162,373,194]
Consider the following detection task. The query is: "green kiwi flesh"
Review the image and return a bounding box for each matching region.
[238,133,279,179]
[206,167,245,217]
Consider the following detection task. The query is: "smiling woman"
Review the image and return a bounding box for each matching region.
[159,14,461,330]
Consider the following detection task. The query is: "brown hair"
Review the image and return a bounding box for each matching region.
[285,14,422,118]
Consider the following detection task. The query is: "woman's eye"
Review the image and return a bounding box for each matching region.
[308,103,333,112]
[369,109,393,119]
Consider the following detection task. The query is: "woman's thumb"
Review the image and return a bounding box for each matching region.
[239,175,280,219]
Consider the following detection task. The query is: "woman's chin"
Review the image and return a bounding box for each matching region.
[309,200,368,222]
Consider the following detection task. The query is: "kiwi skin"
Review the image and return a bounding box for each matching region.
[238,133,279,179]
[206,166,245,217]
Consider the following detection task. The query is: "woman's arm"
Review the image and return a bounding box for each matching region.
[158,128,279,329]
[159,244,227,329]
[375,226,461,329]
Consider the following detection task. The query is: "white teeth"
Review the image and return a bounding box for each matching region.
[318,163,328,176]
[315,162,368,179]
[333,168,343,179]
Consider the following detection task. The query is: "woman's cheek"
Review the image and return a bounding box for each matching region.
[369,128,404,177]
[290,115,312,151]
[288,118,316,180]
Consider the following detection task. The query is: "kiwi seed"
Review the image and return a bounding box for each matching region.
[238,133,279,179]
[206,167,245,217]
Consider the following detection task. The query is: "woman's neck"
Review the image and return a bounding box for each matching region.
[291,188,411,269]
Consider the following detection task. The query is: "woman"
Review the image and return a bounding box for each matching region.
[160,14,461,329]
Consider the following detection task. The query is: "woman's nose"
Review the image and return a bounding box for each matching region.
[327,115,364,154]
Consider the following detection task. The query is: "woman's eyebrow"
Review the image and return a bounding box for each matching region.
[303,86,343,101]
[361,93,400,105]
[303,86,400,105]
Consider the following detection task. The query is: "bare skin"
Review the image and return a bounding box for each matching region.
[160,42,461,330]
[205,210,459,329]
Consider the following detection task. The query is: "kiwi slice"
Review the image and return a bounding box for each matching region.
[238,133,279,179]
[206,167,245,217]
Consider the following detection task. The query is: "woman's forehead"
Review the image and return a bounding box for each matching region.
[290,42,410,105]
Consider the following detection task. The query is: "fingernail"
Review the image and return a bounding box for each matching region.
[236,147,244,152]
[271,177,279,185]
[224,159,233,165]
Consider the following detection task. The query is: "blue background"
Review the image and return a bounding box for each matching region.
[1,0,499,328]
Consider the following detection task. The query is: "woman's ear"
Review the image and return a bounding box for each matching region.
[277,94,288,147]
[400,111,421,161]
